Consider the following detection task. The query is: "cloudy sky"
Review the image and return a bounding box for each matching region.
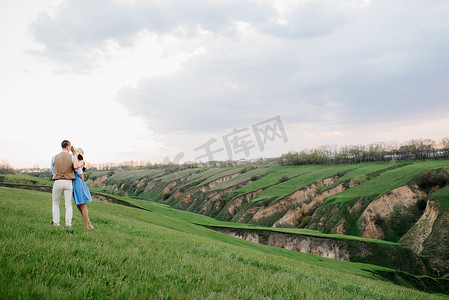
[1,0,449,168]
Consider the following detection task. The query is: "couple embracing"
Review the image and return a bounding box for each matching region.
[51,140,93,229]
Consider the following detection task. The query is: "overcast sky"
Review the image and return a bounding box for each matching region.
[1,0,449,168]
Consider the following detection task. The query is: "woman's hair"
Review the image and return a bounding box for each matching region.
[76,153,86,172]
[73,151,86,172]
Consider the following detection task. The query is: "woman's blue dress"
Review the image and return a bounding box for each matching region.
[73,171,93,205]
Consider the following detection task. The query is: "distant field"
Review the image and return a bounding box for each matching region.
[209,167,271,191]
[105,169,161,182]
[0,187,442,299]
[325,160,449,205]
[157,168,199,183]
[233,165,322,196]
[251,165,353,205]
[0,173,53,186]
[184,167,227,183]
[323,162,393,191]
[190,166,245,188]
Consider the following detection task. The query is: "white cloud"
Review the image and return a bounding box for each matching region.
[114,0,449,135]
[2,0,449,167]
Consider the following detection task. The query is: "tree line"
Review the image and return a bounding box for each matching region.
[278,137,449,165]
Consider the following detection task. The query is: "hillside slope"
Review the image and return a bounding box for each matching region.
[0,187,447,299]
[83,161,449,273]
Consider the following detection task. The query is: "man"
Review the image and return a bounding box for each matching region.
[51,140,83,227]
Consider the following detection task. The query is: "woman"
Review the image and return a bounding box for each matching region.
[71,146,94,229]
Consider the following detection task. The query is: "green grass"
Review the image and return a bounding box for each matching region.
[209,168,271,191]
[190,166,245,188]
[1,173,53,186]
[234,165,323,196]
[156,168,199,183]
[1,187,443,299]
[251,165,353,205]
[323,162,393,191]
[325,160,449,205]
[432,185,449,210]
[119,197,412,247]
[85,170,110,179]
[183,167,228,183]
[105,169,161,183]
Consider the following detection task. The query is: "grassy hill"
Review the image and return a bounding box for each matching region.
[7,161,449,274]
[0,187,446,299]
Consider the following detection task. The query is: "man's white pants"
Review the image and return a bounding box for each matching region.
[52,179,73,227]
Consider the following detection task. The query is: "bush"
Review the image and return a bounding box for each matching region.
[382,205,422,242]
[116,190,126,196]
[250,175,259,181]
[373,214,384,226]
[135,187,145,195]
[416,169,449,192]
[278,175,289,183]
[315,180,324,194]
[299,215,311,228]
[390,159,397,169]
[416,198,428,211]
[349,174,368,187]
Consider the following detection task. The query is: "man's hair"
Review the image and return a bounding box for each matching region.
[61,140,71,149]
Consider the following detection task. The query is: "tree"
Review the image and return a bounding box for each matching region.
[0,160,14,174]
[441,137,449,159]
[441,137,449,149]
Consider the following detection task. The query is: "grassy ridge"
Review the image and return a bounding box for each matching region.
[120,197,399,245]
[251,165,352,205]
[0,187,442,299]
[190,166,245,188]
[105,169,160,182]
[233,165,323,196]
[325,161,449,205]
[323,162,393,191]
[182,167,228,184]
[209,167,271,191]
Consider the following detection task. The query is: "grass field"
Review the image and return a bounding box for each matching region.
[189,166,245,188]
[323,162,394,191]
[105,169,161,182]
[209,167,271,191]
[232,165,323,196]
[120,197,399,245]
[251,165,353,205]
[182,167,228,183]
[1,173,53,186]
[225,163,393,205]
[324,160,449,205]
[1,187,444,299]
